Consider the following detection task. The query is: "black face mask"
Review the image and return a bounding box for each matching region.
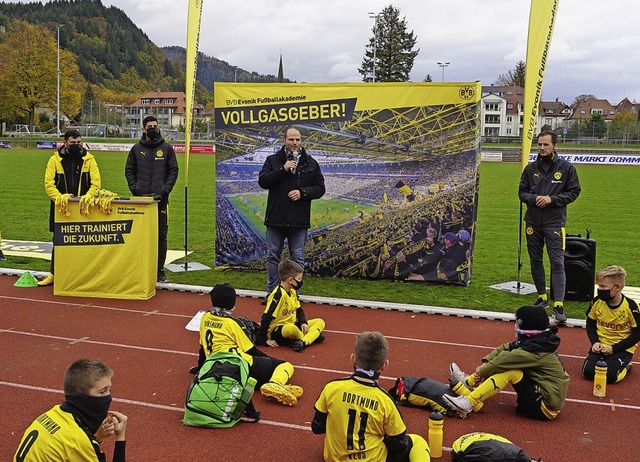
[146,127,159,140]
[68,143,82,157]
[62,393,112,434]
[292,278,304,291]
[597,288,614,302]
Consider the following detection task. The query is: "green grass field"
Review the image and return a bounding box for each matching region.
[226,193,379,237]
[1,148,639,319]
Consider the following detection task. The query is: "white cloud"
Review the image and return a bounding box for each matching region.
[10,0,640,104]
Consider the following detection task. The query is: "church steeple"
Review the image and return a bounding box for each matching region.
[277,52,284,83]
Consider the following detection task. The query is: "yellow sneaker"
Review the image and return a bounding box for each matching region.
[260,382,297,406]
[37,274,54,286]
[284,384,304,398]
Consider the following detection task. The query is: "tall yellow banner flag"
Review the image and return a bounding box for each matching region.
[521,0,560,170]
[185,0,204,186]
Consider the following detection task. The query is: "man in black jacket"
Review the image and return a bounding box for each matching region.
[258,127,325,297]
[125,116,179,283]
[518,131,581,323]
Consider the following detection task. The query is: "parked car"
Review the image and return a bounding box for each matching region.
[92,124,121,137]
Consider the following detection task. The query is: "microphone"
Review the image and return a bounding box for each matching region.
[287,151,298,174]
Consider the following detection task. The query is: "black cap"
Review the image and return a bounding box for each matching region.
[210,283,236,310]
[516,305,549,331]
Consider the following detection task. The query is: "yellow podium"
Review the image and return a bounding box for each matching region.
[53,198,158,300]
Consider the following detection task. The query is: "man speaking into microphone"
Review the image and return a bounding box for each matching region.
[258,126,325,300]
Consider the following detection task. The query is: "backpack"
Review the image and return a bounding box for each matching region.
[184,351,259,428]
[234,316,259,344]
[451,432,537,461]
[389,376,459,417]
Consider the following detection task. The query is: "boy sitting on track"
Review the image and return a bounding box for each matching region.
[192,283,303,406]
[583,265,640,384]
[14,359,128,462]
[443,305,570,420]
[312,331,430,461]
[258,259,325,352]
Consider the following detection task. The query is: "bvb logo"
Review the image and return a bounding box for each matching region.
[554,171,562,180]
[156,150,164,158]
[459,85,475,100]
[526,226,534,235]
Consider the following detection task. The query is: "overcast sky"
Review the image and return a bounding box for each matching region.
[15,0,640,105]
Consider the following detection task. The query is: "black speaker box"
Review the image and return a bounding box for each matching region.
[552,235,596,301]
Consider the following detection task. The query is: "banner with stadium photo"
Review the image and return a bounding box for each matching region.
[213,82,481,285]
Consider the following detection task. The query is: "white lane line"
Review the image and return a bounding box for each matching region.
[0,381,311,431]
[0,326,627,364]
[0,295,193,319]
[2,328,638,411]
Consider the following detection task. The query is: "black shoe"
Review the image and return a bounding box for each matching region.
[552,304,567,323]
[261,298,267,306]
[189,366,200,375]
[292,340,306,352]
[241,405,261,422]
[157,270,169,283]
[533,296,549,309]
[315,333,325,344]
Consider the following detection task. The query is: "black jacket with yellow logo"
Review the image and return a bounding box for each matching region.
[125,134,179,205]
[518,151,581,227]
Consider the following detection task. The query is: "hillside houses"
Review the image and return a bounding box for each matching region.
[480,85,640,139]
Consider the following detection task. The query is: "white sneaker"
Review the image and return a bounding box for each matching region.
[449,362,471,388]
[442,394,473,419]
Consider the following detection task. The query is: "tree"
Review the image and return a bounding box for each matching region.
[0,20,83,127]
[585,113,607,138]
[494,60,526,87]
[572,94,596,107]
[608,111,639,141]
[359,5,419,82]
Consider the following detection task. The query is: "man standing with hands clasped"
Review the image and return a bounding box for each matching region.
[258,127,325,301]
[518,131,581,324]
[39,129,101,286]
[125,115,179,283]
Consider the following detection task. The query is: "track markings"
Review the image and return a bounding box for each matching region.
[2,327,639,412]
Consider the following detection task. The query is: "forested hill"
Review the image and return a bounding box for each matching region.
[0,0,185,93]
[162,46,290,90]
[0,0,284,98]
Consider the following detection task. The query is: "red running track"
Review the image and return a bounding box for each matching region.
[1,274,638,461]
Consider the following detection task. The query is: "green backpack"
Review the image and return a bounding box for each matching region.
[184,351,259,428]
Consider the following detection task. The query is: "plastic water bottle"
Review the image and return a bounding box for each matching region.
[241,377,257,403]
[593,360,607,397]
[428,411,444,458]
[230,377,257,420]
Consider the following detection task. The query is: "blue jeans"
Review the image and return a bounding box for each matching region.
[266,226,307,293]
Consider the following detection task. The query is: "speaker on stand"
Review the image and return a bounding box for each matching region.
[552,233,596,302]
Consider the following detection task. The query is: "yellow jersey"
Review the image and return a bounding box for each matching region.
[14,405,103,461]
[587,295,640,354]
[199,311,256,365]
[263,285,301,337]
[314,376,407,462]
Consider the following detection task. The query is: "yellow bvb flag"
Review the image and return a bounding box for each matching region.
[185,0,204,185]
[521,0,560,171]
